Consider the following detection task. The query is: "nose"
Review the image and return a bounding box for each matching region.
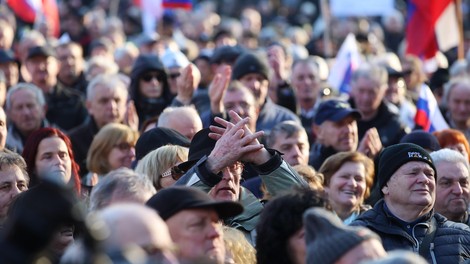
[416,172,431,184]
[221,168,234,181]
[206,222,222,239]
[128,147,136,158]
[347,177,358,187]
[452,182,464,195]
[10,185,21,197]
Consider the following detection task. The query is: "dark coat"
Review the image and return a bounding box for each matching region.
[68,118,99,177]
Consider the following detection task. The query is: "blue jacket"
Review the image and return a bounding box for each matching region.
[351,200,470,264]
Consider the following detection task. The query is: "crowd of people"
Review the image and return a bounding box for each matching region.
[1,0,470,263]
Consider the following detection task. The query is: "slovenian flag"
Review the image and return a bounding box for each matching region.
[414,84,449,132]
[6,0,60,37]
[406,0,460,59]
[327,33,361,95]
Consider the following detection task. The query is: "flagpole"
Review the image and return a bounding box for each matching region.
[320,0,333,58]
[455,0,464,60]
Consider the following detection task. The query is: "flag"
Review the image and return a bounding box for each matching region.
[327,33,361,95]
[406,0,460,59]
[414,84,449,132]
[162,0,192,10]
[6,0,60,37]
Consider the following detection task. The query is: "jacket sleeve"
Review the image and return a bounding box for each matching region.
[174,155,222,193]
[255,149,308,197]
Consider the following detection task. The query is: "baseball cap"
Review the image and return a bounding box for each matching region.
[314,99,361,125]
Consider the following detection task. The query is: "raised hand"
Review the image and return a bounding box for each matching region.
[357,127,382,158]
[209,65,231,114]
[175,64,199,105]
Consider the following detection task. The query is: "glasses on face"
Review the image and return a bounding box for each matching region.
[161,165,186,181]
[141,73,162,82]
[114,142,134,151]
[168,72,181,79]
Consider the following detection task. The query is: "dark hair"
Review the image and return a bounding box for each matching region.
[256,187,325,264]
[22,128,81,194]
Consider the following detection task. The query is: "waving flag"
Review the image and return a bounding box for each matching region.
[327,33,362,95]
[7,0,60,37]
[406,0,460,59]
[162,0,192,10]
[414,84,449,132]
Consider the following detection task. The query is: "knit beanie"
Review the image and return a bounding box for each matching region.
[304,207,381,264]
[399,130,441,152]
[231,52,270,81]
[377,143,436,193]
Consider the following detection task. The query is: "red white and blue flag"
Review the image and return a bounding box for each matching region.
[162,0,192,10]
[414,84,449,132]
[327,33,362,95]
[6,0,60,37]
[406,0,460,59]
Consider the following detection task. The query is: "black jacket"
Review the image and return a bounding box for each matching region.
[352,200,470,263]
[46,84,88,132]
[68,118,99,177]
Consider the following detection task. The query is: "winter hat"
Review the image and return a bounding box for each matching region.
[399,130,441,152]
[135,127,190,161]
[304,207,381,264]
[231,52,270,81]
[377,143,436,193]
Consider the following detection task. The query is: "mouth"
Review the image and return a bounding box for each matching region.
[217,187,235,194]
[341,190,358,197]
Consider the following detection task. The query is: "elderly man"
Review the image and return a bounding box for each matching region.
[349,63,408,147]
[352,143,470,263]
[0,151,28,225]
[157,106,203,140]
[443,77,470,142]
[310,98,382,170]
[430,148,470,225]
[5,83,49,153]
[146,186,243,264]
[68,74,133,176]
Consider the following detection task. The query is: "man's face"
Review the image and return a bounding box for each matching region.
[271,131,309,166]
[351,77,385,118]
[0,165,28,221]
[385,76,406,105]
[238,73,269,106]
[435,161,470,221]
[314,116,358,152]
[335,238,386,264]
[223,89,258,132]
[447,83,470,125]
[291,62,320,106]
[86,84,127,128]
[25,55,59,92]
[382,161,435,213]
[210,162,242,202]
[7,89,45,135]
[166,208,225,263]
[57,45,84,81]
[0,61,18,87]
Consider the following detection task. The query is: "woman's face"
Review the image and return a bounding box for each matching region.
[287,227,306,264]
[325,161,367,213]
[35,137,72,184]
[139,70,164,98]
[107,141,135,171]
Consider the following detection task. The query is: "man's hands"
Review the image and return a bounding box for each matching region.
[357,127,382,158]
[175,64,200,105]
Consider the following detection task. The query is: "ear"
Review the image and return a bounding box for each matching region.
[381,185,389,196]
[312,124,321,139]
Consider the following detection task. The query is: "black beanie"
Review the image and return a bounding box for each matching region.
[231,52,270,81]
[377,143,436,194]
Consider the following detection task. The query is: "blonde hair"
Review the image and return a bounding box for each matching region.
[87,123,139,175]
[223,226,256,264]
[293,164,324,192]
[135,145,188,190]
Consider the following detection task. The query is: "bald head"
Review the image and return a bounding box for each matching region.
[157,106,202,140]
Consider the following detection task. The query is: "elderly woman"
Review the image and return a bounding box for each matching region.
[434,128,470,162]
[22,127,81,194]
[135,144,188,190]
[85,123,139,189]
[319,151,374,224]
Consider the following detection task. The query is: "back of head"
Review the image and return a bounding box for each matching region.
[231,52,270,81]
[399,130,440,152]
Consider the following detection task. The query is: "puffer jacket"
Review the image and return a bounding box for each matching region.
[351,200,470,264]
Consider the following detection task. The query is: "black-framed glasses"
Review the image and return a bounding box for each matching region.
[141,73,162,82]
[161,165,186,181]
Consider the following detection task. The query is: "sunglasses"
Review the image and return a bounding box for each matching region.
[141,73,162,82]
[161,165,186,181]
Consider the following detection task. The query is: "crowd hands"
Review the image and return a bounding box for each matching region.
[2,0,470,263]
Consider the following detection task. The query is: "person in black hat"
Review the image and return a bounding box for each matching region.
[25,45,88,131]
[0,49,19,88]
[309,98,382,170]
[174,110,307,244]
[146,186,243,264]
[352,143,470,263]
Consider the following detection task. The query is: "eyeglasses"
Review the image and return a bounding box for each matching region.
[168,72,181,79]
[114,142,134,151]
[141,73,162,82]
[161,165,186,181]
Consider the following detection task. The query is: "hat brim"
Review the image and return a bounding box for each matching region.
[189,200,244,218]
[329,109,362,122]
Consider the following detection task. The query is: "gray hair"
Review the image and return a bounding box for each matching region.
[351,63,388,88]
[0,150,29,184]
[89,168,156,211]
[442,77,470,108]
[266,120,307,148]
[86,74,128,101]
[5,82,46,110]
[430,148,470,171]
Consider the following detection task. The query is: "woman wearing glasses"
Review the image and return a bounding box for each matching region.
[129,54,171,129]
[135,144,188,190]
